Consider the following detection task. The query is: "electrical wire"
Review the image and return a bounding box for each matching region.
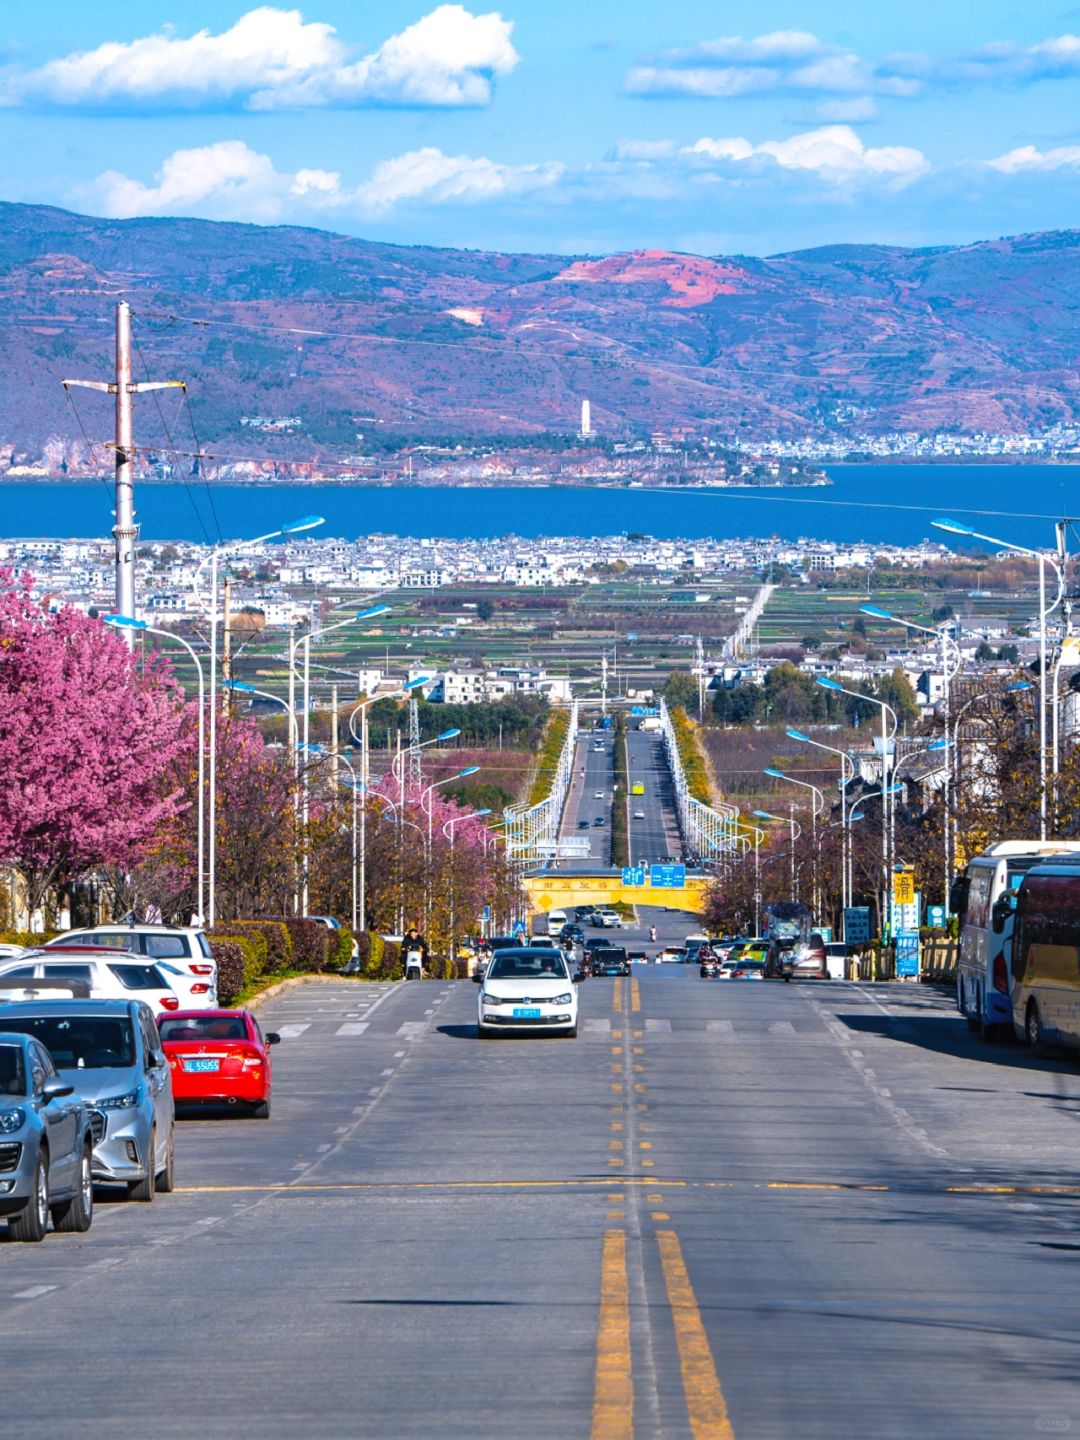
[61,386,115,503]
[130,328,213,547]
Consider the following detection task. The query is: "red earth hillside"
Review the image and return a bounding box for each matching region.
[554,250,748,307]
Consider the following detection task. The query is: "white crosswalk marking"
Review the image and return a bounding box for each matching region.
[396,1021,427,1038]
[768,1021,796,1035]
[645,1018,671,1032]
[277,1024,311,1038]
[584,1018,612,1032]
[707,1019,734,1034]
[336,1022,369,1036]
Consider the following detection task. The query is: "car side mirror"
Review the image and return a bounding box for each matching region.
[266,1033,281,1046]
[472,973,483,983]
[41,1077,74,1102]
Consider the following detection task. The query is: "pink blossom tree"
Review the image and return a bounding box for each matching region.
[0,571,188,921]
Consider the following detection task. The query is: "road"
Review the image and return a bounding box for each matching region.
[5,970,1080,1437]
[557,724,683,875]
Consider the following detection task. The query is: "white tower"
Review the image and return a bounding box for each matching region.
[580,399,592,438]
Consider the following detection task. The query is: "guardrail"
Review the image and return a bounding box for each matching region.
[842,937,956,983]
[503,700,578,872]
[658,700,739,867]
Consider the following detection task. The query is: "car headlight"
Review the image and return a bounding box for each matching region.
[99,1086,144,1111]
[0,1108,25,1135]
[551,993,573,1006]
[480,993,502,1006]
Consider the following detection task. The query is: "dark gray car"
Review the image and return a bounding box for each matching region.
[0,1032,94,1241]
[0,1000,175,1201]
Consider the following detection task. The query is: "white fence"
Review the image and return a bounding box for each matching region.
[503,700,578,872]
[659,700,739,867]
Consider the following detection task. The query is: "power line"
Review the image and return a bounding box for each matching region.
[130,327,214,546]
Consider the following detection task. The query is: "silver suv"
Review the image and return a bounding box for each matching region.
[46,925,217,1004]
[0,1032,95,1241]
[0,1000,176,1201]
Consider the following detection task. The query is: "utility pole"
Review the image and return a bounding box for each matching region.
[222,575,232,680]
[63,301,184,645]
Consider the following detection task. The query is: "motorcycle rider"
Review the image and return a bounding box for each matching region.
[649,925,658,943]
[403,924,429,979]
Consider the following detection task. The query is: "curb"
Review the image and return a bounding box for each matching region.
[247,972,372,1011]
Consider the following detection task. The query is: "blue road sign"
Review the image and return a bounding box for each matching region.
[482,905,491,922]
[926,904,946,929]
[650,864,686,888]
[513,919,526,937]
[895,930,921,978]
[622,866,646,886]
[844,907,871,945]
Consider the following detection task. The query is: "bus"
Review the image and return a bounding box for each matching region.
[631,782,645,796]
[953,840,1080,1041]
[1009,854,1080,1052]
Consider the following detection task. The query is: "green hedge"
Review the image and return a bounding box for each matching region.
[209,940,249,1005]
[527,707,570,807]
[281,919,333,972]
[208,931,268,995]
[669,706,712,805]
[226,920,293,972]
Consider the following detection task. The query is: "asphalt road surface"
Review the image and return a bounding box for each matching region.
[4,969,1080,1438]
[560,730,616,869]
[558,726,683,875]
[624,728,682,867]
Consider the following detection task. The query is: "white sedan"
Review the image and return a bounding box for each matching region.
[475,948,580,1038]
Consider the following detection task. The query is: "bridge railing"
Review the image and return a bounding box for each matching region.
[504,700,578,872]
[659,700,739,867]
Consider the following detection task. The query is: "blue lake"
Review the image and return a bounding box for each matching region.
[2,464,1077,549]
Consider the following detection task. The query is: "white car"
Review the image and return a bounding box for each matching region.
[45,925,217,1004]
[595,909,621,928]
[475,948,580,1037]
[595,791,605,800]
[0,949,183,1016]
[633,809,645,820]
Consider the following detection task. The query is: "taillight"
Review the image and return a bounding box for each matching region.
[160,996,179,1010]
[190,984,210,994]
[242,1056,263,1069]
[189,964,214,976]
[993,953,1009,995]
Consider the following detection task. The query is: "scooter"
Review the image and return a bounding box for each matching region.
[404,948,424,981]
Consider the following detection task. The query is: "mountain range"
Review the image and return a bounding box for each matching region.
[1,201,1077,472]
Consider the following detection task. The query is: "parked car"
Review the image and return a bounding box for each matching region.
[591,946,631,977]
[159,1009,279,1118]
[0,1032,95,1241]
[0,948,182,1015]
[791,933,829,981]
[0,999,176,1200]
[46,925,217,1004]
[474,948,581,1038]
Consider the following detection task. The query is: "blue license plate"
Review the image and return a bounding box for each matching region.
[512,1007,542,1019]
[184,1058,220,1072]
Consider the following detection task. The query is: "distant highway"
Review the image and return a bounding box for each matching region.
[555,717,683,875]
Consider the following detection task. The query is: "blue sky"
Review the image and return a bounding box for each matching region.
[2,1,1079,255]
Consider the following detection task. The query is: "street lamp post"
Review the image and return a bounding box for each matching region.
[194,515,324,928]
[443,809,492,968]
[223,679,301,911]
[420,768,480,935]
[933,518,1066,841]
[752,809,801,901]
[786,727,855,912]
[105,615,206,924]
[346,676,430,933]
[816,677,897,940]
[763,768,825,915]
[297,743,360,933]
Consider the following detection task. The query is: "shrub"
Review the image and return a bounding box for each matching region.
[333,927,353,971]
[208,930,267,991]
[359,931,381,976]
[209,940,247,1004]
[281,919,333,972]
[227,920,292,973]
[379,940,402,980]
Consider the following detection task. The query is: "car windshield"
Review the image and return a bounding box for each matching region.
[487,954,570,981]
[0,1016,136,1068]
[0,1044,26,1095]
[160,1016,247,1042]
[107,963,169,991]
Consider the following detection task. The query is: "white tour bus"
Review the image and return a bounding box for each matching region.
[1008,855,1080,1052]
[954,840,1080,1041]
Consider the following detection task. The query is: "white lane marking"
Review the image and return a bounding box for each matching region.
[768,1021,796,1035]
[396,1021,427,1038]
[585,1018,612,1033]
[381,1068,394,1076]
[277,1024,310,1038]
[87,1256,123,1270]
[336,1022,369,1036]
[393,1050,406,1058]
[645,1018,671,1032]
[707,1019,734,1034]
[316,1144,332,1153]
[13,1285,57,1300]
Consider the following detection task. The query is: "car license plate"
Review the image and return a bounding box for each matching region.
[512,1007,542,1019]
[184,1058,220,1072]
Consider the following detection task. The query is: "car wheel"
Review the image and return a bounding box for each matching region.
[128,1131,157,1202]
[1026,1001,1044,1052]
[157,1128,176,1192]
[252,1097,271,1119]
[10,1151,49,1242]
[53,1143,94,1233]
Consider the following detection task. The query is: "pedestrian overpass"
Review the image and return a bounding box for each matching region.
[523,872,709,917]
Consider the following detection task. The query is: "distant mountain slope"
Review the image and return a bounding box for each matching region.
[0,201,1077,466]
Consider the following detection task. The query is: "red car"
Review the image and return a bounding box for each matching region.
[157,1009,280,1118]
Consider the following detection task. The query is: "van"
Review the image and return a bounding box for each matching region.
[954,841,1080,1040]
[547,910,568,930]
[1010,856,1080,1051]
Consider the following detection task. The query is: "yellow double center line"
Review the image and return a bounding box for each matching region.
[592,1228,734,1440]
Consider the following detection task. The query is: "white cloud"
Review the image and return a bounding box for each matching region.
[987,143,1080,173]
[3,5,518,111]
[76,140,561,223]
[685,126,927,183]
